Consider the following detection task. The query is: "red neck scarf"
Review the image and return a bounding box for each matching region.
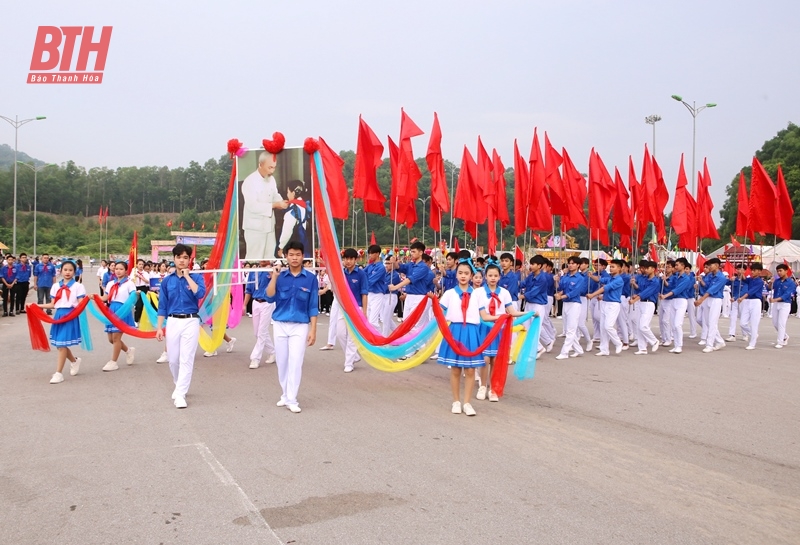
[456,286,472,324]
[54,280,73,304]
[5,266,13,280]
[108,277,125,301]
[486,286,502,316]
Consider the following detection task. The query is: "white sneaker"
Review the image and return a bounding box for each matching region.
[775,344,783,349]
[249,359,260,369]
[488,390,499,402]
[615,344,623,354]
[669,347,682,354]
[621,344,629,351]
[662,341,672,347]
[288,404,302,413]
[429,354,439,360]
[714,341,726,350]
[650,342,660,353]
[319,345,334,351]
[174,397,187,409]
[226,338,237,353]
[344,365,354,373]
[50,372,64,384]
[126,347,135,365]
[546,341,555,353]
[745,345,756,350]
[276,399,286,407]
[569,351,581,358]
[463,403,476,416]
[102,360,119,372]
[555,354,569,360]
[265,353,276,364]
[743,335,750,342]
[69,357,81,376]
[203,351,217,357]
[451,401,462,414]
[698,340,706,346]
[702,346,715,353]
[585,341,594,352]
[688,334,697,339]
[476,386,487,400]
[156,351,168,364]
[726,336,736,342]
[557,333,566,338]
[595,351,610,357]
[634,350,648,355]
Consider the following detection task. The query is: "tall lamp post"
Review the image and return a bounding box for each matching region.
[417,196,431,245]
[644,115,662,157]
[17,162,55,256]
[670,95,717,196]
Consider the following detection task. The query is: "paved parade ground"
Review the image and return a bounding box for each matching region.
[1,284,799,545]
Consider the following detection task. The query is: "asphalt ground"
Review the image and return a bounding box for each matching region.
[1,284,798,545]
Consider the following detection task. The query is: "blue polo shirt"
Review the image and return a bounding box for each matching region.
[672,273,695,299]
[385,269,401,294]
[1,264,17,285]
[398,261,431,296]
[578,270,589,296]
[558,271,583,303]
[637,275,660,303]
[442,269,457,292]
[343,266,368,307]
[728,276,745,299]
[266,268,319,323]
[620,273,631,298]
[499,270,520,300]
[742,276,764,301]
[246,270,271,300]
[704,271,726,299]
[34,262,57,289]
[15,262,32,282]
[600,275,623,303]
[588,269,609,293]
[523,271,548,305]
[773,276,797,302]
[157,272,207,317]
[365,261,387,294]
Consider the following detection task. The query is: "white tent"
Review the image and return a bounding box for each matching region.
[761,239,800,269]
[707,244,771,259]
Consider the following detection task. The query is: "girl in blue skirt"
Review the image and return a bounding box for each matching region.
[100,261,137,372]
[438,259,484,417]
[37,260,86,384]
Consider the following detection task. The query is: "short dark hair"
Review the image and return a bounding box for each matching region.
[595,258,608,267]
[666,259,676,267]
[19,252,27,258]
[421,254,432,263]
[749,262,762,271]
[500,252,514,261]
[610,259,625,267]
[285,241,305,254]
[457,250,471,259]
[777,263,789,272]
[567,256,580,264]
[580,257,590,266]
[515,259,522,267]
[410,241,426,251]
[706,258,721,266]
[531,255,547,266]
[172,243,192,257]
[342,248,359,259]
[446,252,458,261]
[675,257,690,268]
[368,244,381,255]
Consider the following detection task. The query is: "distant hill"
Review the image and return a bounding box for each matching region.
[0,143,45,169]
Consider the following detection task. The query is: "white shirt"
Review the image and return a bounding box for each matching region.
[130,269,151,287]
[242,170,283,233]
[50,281,87,309]
[473,286,513,317]
[97,266,108,281]
[105,278,137,303]
[439,287,481,324]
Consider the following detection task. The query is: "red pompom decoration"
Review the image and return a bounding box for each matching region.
[227,138,244,158]
[303,137,320,154]
[262,132,286,154]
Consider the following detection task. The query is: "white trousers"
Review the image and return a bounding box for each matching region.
[530,303,550,350]
[274,321,308,407]
[687,299,698,336]
[244,228,277,260]
[336,307,360,368]
[772,301,791,345]
[659,299,673,342]
[706,298,724,348]
[327,300,340,346]
[617,295,630,343]
[578,296,591,342]
[166,317,200,398]
[740,298,762,348]
[636,301,658,351]
[628,298,638,341]
[381,293,398,336]
[671,298,688,348]
[722,291,731,317]
[558,301,583,356]
[700,298,711,341]
[249,300,275,362]
[544,295,556,341]
[590,298,602,340]
[728,301,740,336]
[600,301,622,353]
[367,293,385,332]
[403,293,431,336]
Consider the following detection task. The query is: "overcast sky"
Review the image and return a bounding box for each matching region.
[2,0,799,220]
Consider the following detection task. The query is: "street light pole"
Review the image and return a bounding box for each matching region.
[18,162,55,256]
[644,115,662,157]
[417,196,430,245]
[671,95,717,196]
[0,115,46,254]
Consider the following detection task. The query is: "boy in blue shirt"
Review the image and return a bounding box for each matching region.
[660,257,694,354]
[695,258,727,352]
[1,255,18,317]
[266,241,318,413]
[554,256,585,359]
[337,248,368,373]
[588,259,625,356]
[15,253,32,314]
[33,253,57,315]
[629,260,660,354]
[770,263,796,348]
[365,244,388,334]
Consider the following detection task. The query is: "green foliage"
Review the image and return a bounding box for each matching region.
[718,122,800,246]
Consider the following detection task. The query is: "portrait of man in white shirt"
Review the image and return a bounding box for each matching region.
[241,151,289,259]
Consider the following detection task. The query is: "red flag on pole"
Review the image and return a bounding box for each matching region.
[723,259,735,277]
[167,220,172,227]
[748,157,777,236]
[127,231,138,270]
[696,159,719,240]
[648,242,658,263]
[98,206,103,225]
[612,167,633,250]
[672,154,697,251]
[319,136,350,221]
[353,115,387,216]
[735,171,753,240]
[479,138,497,255]
[527,128,552,232]
[543,133,569,216]
[454,237,460,253]
[588,149,614,245]
[426,112,449,232]
[560,147,588,231]
[696,253,707,271]
[650,153,670,243]
[395,109,424,227]
[453,146,480,238]
[515,244,524,263]
[776,165,794,240]
[629,156,646,247]
[492,149,509,229]
[513,140,529,237]
[370,231,376,246]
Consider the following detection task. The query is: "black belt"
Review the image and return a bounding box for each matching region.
[254,298,267,303]
[168,313,199,319]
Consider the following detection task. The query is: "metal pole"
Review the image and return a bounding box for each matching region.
[691,101,697,198]
[652,122,657,157]
[13,116,18,254]
[34,168,37,256]
[364,209,368,250]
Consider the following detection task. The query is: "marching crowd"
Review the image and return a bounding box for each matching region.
[5,241,797,416]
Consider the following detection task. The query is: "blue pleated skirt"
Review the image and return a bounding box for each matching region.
[50,307,81,347]
[438,323,485,368]
[105,300,135,333]
[480,323,500,357]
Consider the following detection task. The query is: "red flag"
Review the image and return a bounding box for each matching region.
[212,222,217,231]
[560,148,588,230]
[527,129,552,232]
[395,109,424,227]
[588,149,614,245]
[650,153,669,242]
[648,242,658,263]
[454,237,461,253]
[515,244,524,262]
[696,253,707,271]
[190,245,196,269]
[492,149,509,229]
[426,112,449,232]
[696,159,719,240]
[776,165,794,240]
[127,231,138,270]
[544,133,569,216]
[784,258,793,276]
[480,139,497,254]
[201,223,205,230]
[98,206,103,225]
[167,220,173,227]
[723,259,735,277]
[629,156,646,247]
[612,167,633,250]
[748,157,777,236]
[513,139,529,237]
[534,233,541,247]
[735,171,753,240]
[370,231,376,246]
[453,146,480,238]
[318,136,350,221]
[730,234,742,248]
[180,221,184,229]
[672,154,697,251]
[353,116,387,216]
[192,222,195,229]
